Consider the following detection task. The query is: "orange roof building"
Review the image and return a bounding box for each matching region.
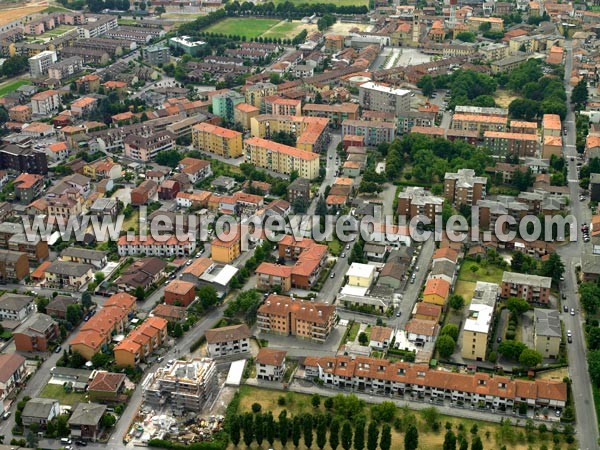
[423,278,451,306]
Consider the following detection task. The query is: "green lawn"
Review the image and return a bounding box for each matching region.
[458,259,504,284]
[205,18,281,38]
[40,383,86,406]
[345,322,360,342]
[261,21,310,39]
[0,79,30,97]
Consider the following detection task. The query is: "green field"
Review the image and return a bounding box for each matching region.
[272,0,368,5]
[42,25,75,37]
[0,79,30,97]
[458,259,504,284]
[262,20,311,39]
[40,383,86,406]
[205,18,281,38]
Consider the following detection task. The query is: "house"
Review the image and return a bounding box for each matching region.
[89,197,118,220]
[205,324,251,357]
[501,272,551,304]
[164,280,196,307]
[13,313,59,352]
[178,157,212,184]
[346,263,376,287]
[130,180,158,205]
[0,250,29,282]
[534,308,561,359]
[423,278,450,306]
[68,402,107,441]
[46,295,79,320]
[429,260,456,285]
[21,398,60,427]
[405,318,438,344]
[151,304,186,323]
[113,316,168,367]
[369,326,394,350]
[87,371,126,402]
[115,257,166,292]
[414,302,442,322]
[363,243,388,262]
[0,353,26,402]
[45,261,94,290]
[377,261,406,290]
[0,293,36,322]
[60,248,107,269]
[256,348,287,381]
[158,179,180,200]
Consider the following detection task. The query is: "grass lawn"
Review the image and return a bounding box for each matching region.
[327,238,342,257]
[261,21,313,39]
[453,280,476,304]
[40,383,86,406]
[494,89,518,109]
[458,259,504,284]
[0,79,30,97]
[345,322,360,343]
[205,18,281,39]
[122,209,140,232]
[234,386,575,450]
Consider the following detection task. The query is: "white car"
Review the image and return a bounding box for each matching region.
[567,330,572,338]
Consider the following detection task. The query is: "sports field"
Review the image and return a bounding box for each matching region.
[0,79,30,97]
[204,18,281,38]
[261,20,317,39]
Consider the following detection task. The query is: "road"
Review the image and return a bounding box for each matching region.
[555,40,599,450]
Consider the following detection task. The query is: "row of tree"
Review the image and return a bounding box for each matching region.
[223,1,369,18]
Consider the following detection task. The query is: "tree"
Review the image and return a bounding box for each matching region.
[421,407,440,431]
[366,422,378,450]
[471,436,483,450]
[332,394,365,420]
[315,195,327,217]
[341,421,352,450]
[255,413,264,446]
[443,430,457,450]
[519,348,542,367]
[292,196,309,214]
[379,424,391,450]
[81,292,92,310]
[312,394,321,409]
[571,79,588,108]
[329,418,340,450]
[404,424,419,450]
[230,415,241,446]
[358,332,369,346]
[316,417,327,450]
[172,323,183,338]
[303,414,313,449]
[94,271,105,283]
[243,413,254,447]
[91,352,110,368]
[349,241,366,264]
[456,31,476,42]
[506,297,529,315]
[66,304,83,326]
[540,253,565,284]
[101,413,116,428]
[440,324,459,341]
[292,415,302,448]
[370,402,396,423]
[498,340,527,360]
[436,335,456,358]
[198,285,219,310]
[134,286,145,302]
[265,413,276,447]
[353,417,365,450]
[448,295,464,311]
[417,75,435,97]
[279,411,289,447]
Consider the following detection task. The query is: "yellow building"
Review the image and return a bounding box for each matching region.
[191,122,243,158]
[346,263,376,287]
[467,17,504,31]
[211,233,241,264]
[250,115,329,153]
[114,317,168,367]
[244,137,320,180]
[461,282,498,361]
[234,103,260,130]
[533,308,561,359]
[244,82,277,109]
[423,278,450,306]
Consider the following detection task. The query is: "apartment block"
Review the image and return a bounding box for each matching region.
[191,122,243,158]
[234,103,260,130]
[29,50,57,77]
[359,82,411,115]
[244,82,277,110]
[501,272,552,304]
[484,131,539,157]
[117,235,196,257]
[256,348,286,381]
[114,317,168,367]
[205,324,251,357]
[477,197,529,230]
[461,282,499,362]
[510,120,538,135]
[257,294,336,343]
[31,90,61,117]
[396,186,444,222]
[44,261,93,290]
[534,308,561,359]
[142,45,170,66]
[244,137,320,180]
[0,293,35,322]
[341,120,397,146]
[0,221,49,262]
[77,15,118,39]
[444,168,487,206]
[123,130,176,162]
[0,249,29,282]
[212,91,245,123]
[264,96,302,116]
[13,313,59,352]
[542,114,561,138]
[250,115,330,153]
[451,113,507,135]
[302,103,360,127]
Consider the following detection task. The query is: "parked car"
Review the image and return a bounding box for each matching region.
[2,411,11,420]
[54,345,62,354]
[571,308,576,316]
[330,272,335,278]
[340,253,346,258]
[564,305,569,312]
[567,330,572,338]
[75,441,87,447]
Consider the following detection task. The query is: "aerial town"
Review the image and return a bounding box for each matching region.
[0,0,598,449]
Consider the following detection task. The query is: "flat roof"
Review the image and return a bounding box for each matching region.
[346,262,376,279]
[463,303,494,334]
[225,359,246,386]
[359,81,411,96]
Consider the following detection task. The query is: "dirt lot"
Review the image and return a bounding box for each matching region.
[328,22,371,34]
[0,4,47,27]
[494,89,518,108]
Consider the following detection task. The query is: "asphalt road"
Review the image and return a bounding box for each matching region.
[555,40,599,450]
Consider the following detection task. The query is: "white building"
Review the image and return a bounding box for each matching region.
[0,293,36,322]
[204,324,251,357]
[29,50,57,78]
[256,348,286,381]
[31,90,61,117]
[358,82,411,116]
[117,235,196,257]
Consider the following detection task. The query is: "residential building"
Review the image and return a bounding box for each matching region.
[60,248,107,269]
[29,50,57,77]
[542,135,562,159]
[178,157,212,183]
[0,293,35,322]
[257,294,336,343]
[301,103,360,127]
[113,316,168,367]
[87,371,126,402]
[0,250,29,282]
[44,260,93,290]
[396,186,444,222]
[484,131,539,157]
[256,348,287,381]
[0,353,26,402]
[21,398,60,427]
[45,295,78,320]
[534,308,561,359]
[191,122,243,158]
[359,82,411,116]
[341,120,397,146]
[244,137,320,180]
[68,402,106,442]
[444,168,487,206]
[501,272,552,304]
[244,82,277,110]
[405,318,438,343]
[130,180,157,206]
[347,262,376,287]
[461,282,499,361]
[542,114,562,138]
[0,146,48,175]
[264,97,302,117]
[117,235,196,257]
[249,115,329,153]
[451,113,507,135]
[151,304,186,324]
[423,278,450,306]
[164,280,196,307]
[13,313,59,352]
[143,358,218,412]
[8,105,31,123]
[142,45,170,65]
[77,15,118,39]
[491,54,529,73]
[287,177,311,205]
[47,56,83,81]
[234,103,260,130]
[123,130,176,162]
[212,91,245,123]
[168,36,206,56]
[303,356,567,409]
[89,198,118,220]
[413,302,442,322]
[31,90,61,117]
[369,326,394,350]
[211,233,241,264]
[205,324,251,357]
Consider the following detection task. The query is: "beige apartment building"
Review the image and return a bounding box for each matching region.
[461,282,498,361]
[191,122,243,158]
[244,137,320,179]
[533,308,561,359]
[444,168,487,206]
[484,131,539,157]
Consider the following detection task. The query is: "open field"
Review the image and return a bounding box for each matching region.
[234,386,575,450]
[272,0,368,5]
[328,21,370,34]
[494,89,518,108]
[0,5,46,27]
[458,259,504,284]
[453,279,476,303]
[38,24,75,38]
[40,383,86,406]
[261,20,317,39]
[205,18,281,38]
[0,79,30,97]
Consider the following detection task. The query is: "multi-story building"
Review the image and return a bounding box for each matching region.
[0,353,26,402]
[250,115,329,153]
[257,294,336,343]
[484,131,539,157]
[68,402,106,442]
[205,324,251,357]
[302,103,360,127]
[491,54,529,74]
[14,173,43,204]
[47,56,83,81]
[510,120,538,135]
[264,97,302,117]
[143,358,218,412]
[244,137,320,180]
[256,348,286,381]
[130,180,158,206]
[164,280,196,307]
[13,313,59,352]
[0,249,29,282]
[477,197,530,230]
[44,260,93,290]
[396,186,444,222]
[31,90,61,117]
[191,122,243,158]
[359,82,411,116]
[444,168,487,206]
[168,36,206,56]
[534,308,561,359]
[77,15,118,39]
[244,82,277,110]
[341,120,397,146]
[461,282,498,362]
[0,293,35,322]
[303,355,567,409]
[234,103,260,130]
[287,177,311,205]
[8,105,31,123]
[28,50,57,78]
[451,113,507,135]
[123,130,176,162]
[142,45,170,66]
[117,235,196,257]
[542,114,562,138]
[0,223,49,263]
[212,91,245,123]
[501,272,552,304]
[60,248,107,269]
[113,317,168,367]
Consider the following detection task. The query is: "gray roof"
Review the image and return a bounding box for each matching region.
[430,260,456,278]
[363,242,387,254]
[590,173,600,184]
[60,247,107,261]
[0,249,25,264]
[90,197,117,211]
[534,308,561,338]
[46,260,93,277]
[51,367,93,384]
[502,271,552,288]
[0,222,24,235]
[582,253,600,275]
[22,398,58,419]
[288,177,310,191]
[68,402,107,426]
[471,281,499,307]
[0,293,33,311]
[14,313,56,336]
